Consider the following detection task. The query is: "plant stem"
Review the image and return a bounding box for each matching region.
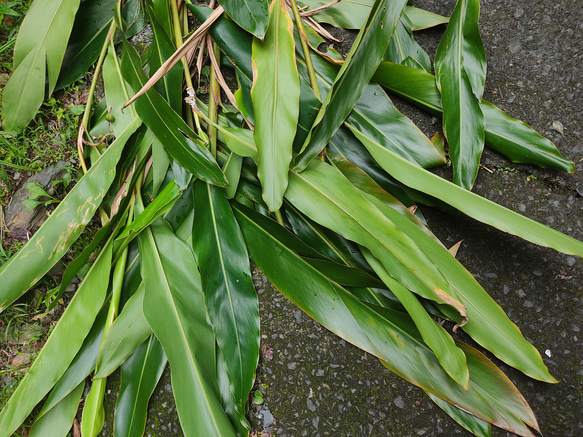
[170,0,202,135]
[76,21,117,174]
[208,40,221,159]
[290,0,321,100]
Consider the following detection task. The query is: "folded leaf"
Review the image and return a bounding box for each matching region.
[435,0,486,189]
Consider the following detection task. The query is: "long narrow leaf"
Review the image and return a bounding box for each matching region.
[29,382,84,437]
[251,0,300,210]
[348,124,583,257]
[0,118,140,311]
[114,335,167,437]
[2,0,80,133]
[233,203,539,436]
[120,41,228,187]
[373,62,575,172]
[434,0,486,189]
[362,248,469,387]
[193,181,260,428]
[139,220,236,436]
[94,285,152,378]
[295,0,408,170]
[0,242,113,436]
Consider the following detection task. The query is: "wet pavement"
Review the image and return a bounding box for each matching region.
[102,1,582,436]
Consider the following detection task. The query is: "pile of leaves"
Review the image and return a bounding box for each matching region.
[0,0,581,436]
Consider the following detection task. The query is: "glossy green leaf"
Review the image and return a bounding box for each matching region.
[114,335,167,437]
[347,124,583,256]
[139,220,236,436]
[427,392,491,437]
[95,285,152,378]
[0,118,140,311]
[81,378,106,437]
[434,0,486,189]
[373,61,575,172]
[404,6,449,30]
[57,0,116,89]
[344,84,446,168]
[287,159,459,310]
[297,0,374,29]
[251,0,300,210]
[288,158,557,382]
[295,0,408,170]
[120,41,228,187]
[363,248,469,388]
[385,14,431,72]
[114,180,181,252]
[233,203,539,435]
[193,181,260,426]
[145,2,182,111]
[219,0,269,38]
[224,152,244,199]
[103,44,138,136]
[2,0,80,133]
[29,382,84,437]
[0,242,113,437]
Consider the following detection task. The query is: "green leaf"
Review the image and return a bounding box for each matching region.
[233,203,539,435]
[114,335,167,437]
[219,0,269,38]
[297,0,374,29]
[57,0,116,89]
[145,2,182,111]
[29,382,84,437]
[385,15,431,72]
[0,118,140,311]
[0,242,113,437]
[94,285,153,378]
[2,0,81,133]
[103,43,138,136]
[81,378,106,437]
[373,61,575,172]
[295,0,409,170]
[347,124,583,256]
[35,308,107,419]
[120,41,228,187]
[434,0,487,189]
[193,181,260,427]
[404,6,449,30]
[139,220,236,436]
[251,0,300,211]
[287,158,558,382]
[427,392,491,437]
[344,84,446,168]
[362,248,469,387]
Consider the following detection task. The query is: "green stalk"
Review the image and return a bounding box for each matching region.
[290,0,321,100]
[208,41,221,159]
[81,192,134,437]
[170,0,203,135]
[77,21,117,174]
